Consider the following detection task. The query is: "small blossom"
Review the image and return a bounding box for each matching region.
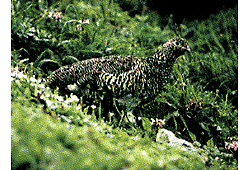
[38,84,45,89]
[151,118,155,125]
[11,67,18,73]
[40,94,45,100]
[83,19,90,24]
[55,95,64,102]
[225,141,238,151]
[30,76,37,83]
[64,99,71,105]
[48,12,53,18]
[11,67,20,78]
[106,48,112,51]
[180,82,186,86]
[91,105,96,109]
[158,159,164,166]
[232,141,238,151]
[55,12,63,20]
[46,100,52,107]
[109,112,114,117]
[70,95,79,102]
[217,126,222,131]
[19,73,27,80]
[141,151,147,156]
[77,25,82,31]
[30,83,36,87]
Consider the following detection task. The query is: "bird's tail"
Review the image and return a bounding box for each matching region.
[46,65,73,88]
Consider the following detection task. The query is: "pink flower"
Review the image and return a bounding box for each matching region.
[11,67,20,78]
[49,11,63,21]
[150,118,166,127]
[155,118,166,127]
[77,25,82,31]
[225,141,238,151]
[232,141,238,151]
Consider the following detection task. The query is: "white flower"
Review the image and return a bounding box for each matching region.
[158,160,164,166]
[180,82,186,86]
[96,126,101,131]
[40,93,45,100]
[91,105,96,109]
[30,76,37,83]
[62,102,68,108]
[48,12,53,18]
[18,72,27,79]
[70,95,79,102]
[38,84,45,89]
[83,19,90,24]
[90,122,98,127]
[106,134,114,138]
[55,95,64,102]
[106,48,112,51]
[30,83,36,87]
[46,100,52,107]
[217,126,222,131]
[109,112,114,117]
[67,84,78,91]
[141,151,147,156]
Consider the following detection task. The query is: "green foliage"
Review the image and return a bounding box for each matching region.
[11,0,237,169]
[207,138,215,148]
[181,6,237,55]
[11,77,211,169]
[11,0,177,77]
[140,117,152,134]
[11,67,238,169]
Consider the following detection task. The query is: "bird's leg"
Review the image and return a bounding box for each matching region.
[81,87,94,114]
[81,88,89,112]
[101,90,112,121]
[113,98,127,127]
[101,88,122,125]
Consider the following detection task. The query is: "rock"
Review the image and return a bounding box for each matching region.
[156,128,208,162]
[156,128,194,148]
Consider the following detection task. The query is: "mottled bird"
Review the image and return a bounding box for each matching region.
[46,37,190,120]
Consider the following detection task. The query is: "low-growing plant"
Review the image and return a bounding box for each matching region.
[11,0,237,168]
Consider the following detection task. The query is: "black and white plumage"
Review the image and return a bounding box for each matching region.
[46,37,190,119]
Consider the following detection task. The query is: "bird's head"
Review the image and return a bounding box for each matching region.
[158,37,191,58]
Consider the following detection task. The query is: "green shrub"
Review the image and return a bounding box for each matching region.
[11,0,237,168]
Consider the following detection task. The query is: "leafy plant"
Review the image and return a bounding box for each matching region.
[11,0,237,168]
